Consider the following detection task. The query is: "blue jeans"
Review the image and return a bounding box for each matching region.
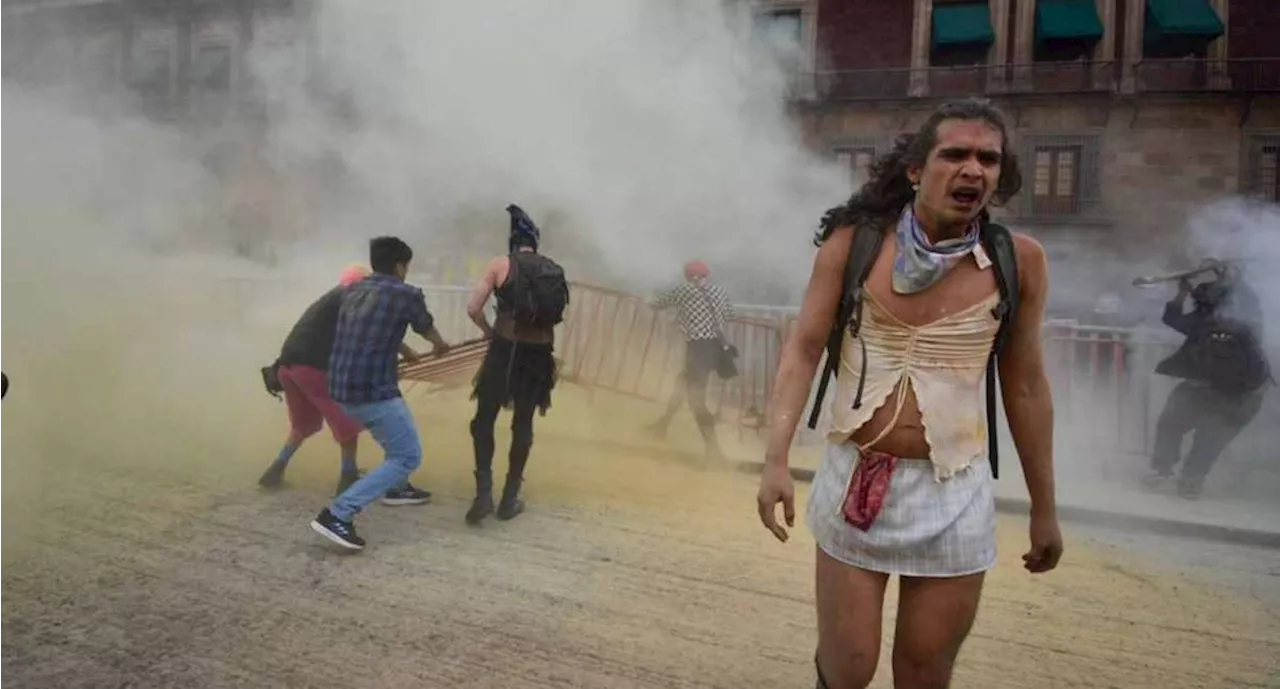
[329,397,422,521]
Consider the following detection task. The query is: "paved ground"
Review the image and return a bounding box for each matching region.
[4,380,1279,689]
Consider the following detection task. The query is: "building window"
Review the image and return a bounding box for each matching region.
[753,7,804,85]
[1244,136,1280,202]
[1032,145,1081,214]
[191,44,232,93]
[835,147,877,192]
[131,48,171,98]
[1022,133,1102,220]
[1261,147,1279,202]
[755,9,803,49]
[930,1,995,67]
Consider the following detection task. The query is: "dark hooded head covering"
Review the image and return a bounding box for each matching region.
[506,204,541,254]
[1191,280,1230,310]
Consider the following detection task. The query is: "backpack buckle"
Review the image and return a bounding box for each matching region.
[991,300,1010,321]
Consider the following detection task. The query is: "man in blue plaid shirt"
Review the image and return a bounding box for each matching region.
[310,236,451,551]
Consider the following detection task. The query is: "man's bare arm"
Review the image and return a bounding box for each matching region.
[466,258,502,338]
[998,235,1056,517]
[764,226,850,468]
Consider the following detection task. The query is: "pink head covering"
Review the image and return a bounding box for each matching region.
[683,260,710,281]
[338,264,371,287]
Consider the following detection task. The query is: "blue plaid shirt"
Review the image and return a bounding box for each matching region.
[329,274,436,404]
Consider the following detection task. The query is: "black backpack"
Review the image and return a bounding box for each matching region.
[806,220,1020,479]
[508,251,570,329]
[1191,317,1272,394]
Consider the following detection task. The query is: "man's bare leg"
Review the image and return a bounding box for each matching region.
[891,573,985,689]
[815,547,891,689]
[259,428,310,489]
[645,384,686,437]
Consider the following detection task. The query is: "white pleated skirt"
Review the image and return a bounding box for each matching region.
[805,442,997,578]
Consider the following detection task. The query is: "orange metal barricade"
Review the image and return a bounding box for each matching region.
[557,282,683,402]
[554,283,786,439]
[399,282,1271,471]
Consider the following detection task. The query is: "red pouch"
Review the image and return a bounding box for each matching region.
[841,449,899,531]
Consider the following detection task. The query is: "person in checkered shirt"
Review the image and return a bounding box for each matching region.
[644,259,736,462]
[309,236,452,552]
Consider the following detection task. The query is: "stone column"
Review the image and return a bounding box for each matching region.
[1207,0,1229,89]
[987,0,1011,92]
[1120,0,1145,93]
[800,0,820,100]
[909,0,932,97]
[1012,0,1035,91]
[1092,0,1117,90]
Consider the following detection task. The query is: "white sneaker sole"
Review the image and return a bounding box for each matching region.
[310,520,364,551]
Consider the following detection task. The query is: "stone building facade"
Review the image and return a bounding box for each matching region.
[2,0,311,127]
[756,0,1278,313]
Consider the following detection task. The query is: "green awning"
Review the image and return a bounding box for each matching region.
[1144,0,1224,44]
[931,3,995,50]
[1036,0,1105,45]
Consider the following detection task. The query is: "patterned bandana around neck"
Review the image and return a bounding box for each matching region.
[891,204,981,295]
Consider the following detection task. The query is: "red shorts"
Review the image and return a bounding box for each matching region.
[279,364,363,444]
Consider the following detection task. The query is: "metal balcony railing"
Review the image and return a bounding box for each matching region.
[808,61,1115,101]
[803,58,1280,103]
[1134,58,1280,94]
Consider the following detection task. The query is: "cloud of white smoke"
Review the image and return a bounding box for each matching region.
[249,0,846,301]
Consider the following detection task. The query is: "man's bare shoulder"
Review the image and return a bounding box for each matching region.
[1009,231,1048,272]
[1005,231,1050,300]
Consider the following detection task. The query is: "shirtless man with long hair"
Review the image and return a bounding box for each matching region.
[757,98,1063,688]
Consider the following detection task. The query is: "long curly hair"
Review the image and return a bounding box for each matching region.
[815,98,1023,245]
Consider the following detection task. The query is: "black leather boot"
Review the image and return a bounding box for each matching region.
[496,473,525,521]
[465,470,494,525]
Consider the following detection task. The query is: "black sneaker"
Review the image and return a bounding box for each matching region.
[310,508,365,551]
[1176,477,1204,500]
[1141,470,1174,489]
[381,483,432,506]
[334,470,364,497]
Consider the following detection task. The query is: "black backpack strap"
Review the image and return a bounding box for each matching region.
[807,227,886,430]
[980,221,1019,480]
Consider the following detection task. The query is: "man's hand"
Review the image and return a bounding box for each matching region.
[756,461,796,543]
[1176,277,1192,301]
[1023,511,1064,574]
[398,343,422,363]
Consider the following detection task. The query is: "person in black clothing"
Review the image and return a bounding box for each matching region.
[462,205,564,524]
[1145,262,1268,499]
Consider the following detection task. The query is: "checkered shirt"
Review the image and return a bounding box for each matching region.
[329,274,436,404]
[650,281,735,342]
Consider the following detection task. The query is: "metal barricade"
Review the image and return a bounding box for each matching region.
[554,284,787,441]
